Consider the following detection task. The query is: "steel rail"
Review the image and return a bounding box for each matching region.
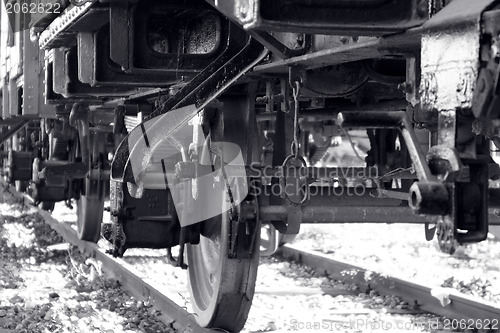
[277,244,500,321]
[1,181,215,333]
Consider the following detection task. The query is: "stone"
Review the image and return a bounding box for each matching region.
[9,296,23,304]
[48,292,59,299]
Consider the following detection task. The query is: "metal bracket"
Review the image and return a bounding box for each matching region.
[427,145,463,181]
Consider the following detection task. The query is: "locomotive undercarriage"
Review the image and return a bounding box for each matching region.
[2,0,500,331]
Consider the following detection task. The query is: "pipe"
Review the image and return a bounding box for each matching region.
[259,205,500,225]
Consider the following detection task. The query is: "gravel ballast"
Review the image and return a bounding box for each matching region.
[0,185,173,333]
[294,223,500,305]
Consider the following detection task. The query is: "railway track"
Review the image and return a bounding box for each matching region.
[277,245,500,323]
[1,181,211,333]
[2,180,499,332]
[38,215,210,333]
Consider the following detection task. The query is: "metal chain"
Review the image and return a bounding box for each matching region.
[291,80,301,158]
[280,80,308,205]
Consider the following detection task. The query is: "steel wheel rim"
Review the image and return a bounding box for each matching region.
[187,215,225,324]
[76,130,106,243]
[187,207,260,331]
[76,176,105,243]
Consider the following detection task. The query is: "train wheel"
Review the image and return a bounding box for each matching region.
[186,94,259,330]
[187,203,259,331]
[76,176,104,243]
[76,132,106,243]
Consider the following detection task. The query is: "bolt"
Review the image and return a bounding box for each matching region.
[417,0,428,17]
[398,82,413,94]
[339,36,350,45]
[238,0,250,20]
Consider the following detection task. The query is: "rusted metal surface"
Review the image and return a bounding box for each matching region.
[421,32,477,112]
[419,0,496,113]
